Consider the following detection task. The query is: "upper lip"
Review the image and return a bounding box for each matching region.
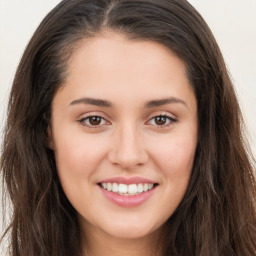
[98,176,157,185]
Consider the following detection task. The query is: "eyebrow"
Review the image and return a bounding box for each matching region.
[145,97,187,108]
[69,96,187,108]
[69,97,113,107]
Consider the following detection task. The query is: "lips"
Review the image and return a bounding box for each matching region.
[98,177,158,207]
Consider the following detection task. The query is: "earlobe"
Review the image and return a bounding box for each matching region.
[47,125,55,150]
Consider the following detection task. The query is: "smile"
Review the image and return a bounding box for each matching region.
[100,183,155,196]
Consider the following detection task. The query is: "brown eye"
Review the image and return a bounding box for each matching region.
[79,116,107,127]
[88,116,102,126]
[147,115,177,127]
[155,116,168,125]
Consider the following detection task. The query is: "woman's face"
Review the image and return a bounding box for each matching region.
[49,33,198,240]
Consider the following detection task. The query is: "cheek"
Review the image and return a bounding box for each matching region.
[53,133,108,183]
[153,134,197,181]
[53,135,108,213]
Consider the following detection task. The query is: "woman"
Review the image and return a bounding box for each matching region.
[1,0,255,255]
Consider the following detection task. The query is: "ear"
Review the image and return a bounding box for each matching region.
[47,125,55,150]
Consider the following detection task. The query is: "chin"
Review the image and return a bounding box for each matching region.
[100,218,163,240]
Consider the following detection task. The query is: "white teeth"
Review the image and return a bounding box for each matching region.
[119,184,128,194]
[138,183,144,193]
[112,183,118,192]
[107,183,112,191]
[148,183,154,190]
[128,184,137,194]
[143,183,149,192]
[100,182,155,195]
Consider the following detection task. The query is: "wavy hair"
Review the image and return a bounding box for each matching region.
[1,0,256,255]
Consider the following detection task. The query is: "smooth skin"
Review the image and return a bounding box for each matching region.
[49,32,198,256]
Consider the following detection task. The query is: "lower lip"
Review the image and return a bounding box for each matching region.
[99,186,156,207]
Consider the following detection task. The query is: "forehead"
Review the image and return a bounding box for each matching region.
[54,32,195,110]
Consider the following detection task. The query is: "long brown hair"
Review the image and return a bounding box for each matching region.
[1,0,256,255]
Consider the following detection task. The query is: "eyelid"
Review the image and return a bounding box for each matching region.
[77,112,111,128]
[145,113,177,128]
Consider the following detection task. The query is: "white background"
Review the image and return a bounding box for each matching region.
[1,0,256,253]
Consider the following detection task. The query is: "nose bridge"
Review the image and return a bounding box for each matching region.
[108,121,147,169]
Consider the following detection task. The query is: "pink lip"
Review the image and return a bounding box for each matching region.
[98,176,156,185]
[98,176,158,207]
[99,185,157,207]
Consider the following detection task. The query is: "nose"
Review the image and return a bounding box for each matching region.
[108,124,148,170]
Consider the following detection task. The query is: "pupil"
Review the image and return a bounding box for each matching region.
[89,116,101,125]
[155,116,166,125]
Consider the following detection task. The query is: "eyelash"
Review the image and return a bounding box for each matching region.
[78,114,177,128]
[78,115,109,128]
[146,115,177,127]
